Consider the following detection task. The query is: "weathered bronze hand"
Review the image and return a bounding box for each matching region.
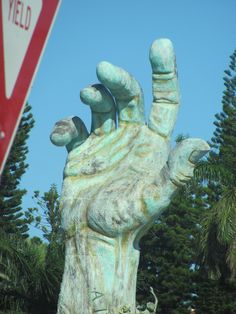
[51,39,209,314]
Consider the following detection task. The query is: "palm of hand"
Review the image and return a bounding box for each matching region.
[51,39,209,239]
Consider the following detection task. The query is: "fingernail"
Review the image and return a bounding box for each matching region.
[189,149,209,163]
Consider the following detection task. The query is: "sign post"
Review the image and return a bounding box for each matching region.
[0,0,61,175]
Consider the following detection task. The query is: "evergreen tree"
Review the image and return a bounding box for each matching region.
[197,48,236,282]
[193,272,236,314]
[0,234,62,314]
[137,185,205,314]
[135,50,236,313]
[0,185,64,313]
[26,184,64,245]
[0,104,34,237]
[187,48,236,313]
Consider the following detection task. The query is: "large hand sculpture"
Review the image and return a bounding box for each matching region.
[51,39,209,314]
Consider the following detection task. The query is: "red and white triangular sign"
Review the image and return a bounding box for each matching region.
[3,0,43,99]
[0,0,61,175]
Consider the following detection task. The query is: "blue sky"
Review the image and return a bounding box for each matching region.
[21,0,236,237]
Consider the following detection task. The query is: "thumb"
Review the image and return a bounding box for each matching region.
[167,138,210,186]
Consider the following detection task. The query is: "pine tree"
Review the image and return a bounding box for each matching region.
[0,104,34,237]
[187,48,236,313]
[137,50,236,313]
[137,185,205,314]
[0,234,62,314]
[197,49,236,282]
[0,185,64,313]
[26,184,64,245]
[193,273,236,314]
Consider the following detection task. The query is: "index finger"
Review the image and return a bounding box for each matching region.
[148,39,180,139]
[96,62,145,125]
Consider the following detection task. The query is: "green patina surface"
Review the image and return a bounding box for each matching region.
[51,39,209,314]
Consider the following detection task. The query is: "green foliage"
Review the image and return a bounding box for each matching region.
[0,232,63,313]
[0,104,34,237]
[193,273,236,314]
[25,184,63,244]
[0,104,64,312]
[137,186,202,314]
[0,185,64,313]
[197,48,236,283]
[137,48,236,311]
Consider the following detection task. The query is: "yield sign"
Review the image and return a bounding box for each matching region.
[0,0,61,175]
